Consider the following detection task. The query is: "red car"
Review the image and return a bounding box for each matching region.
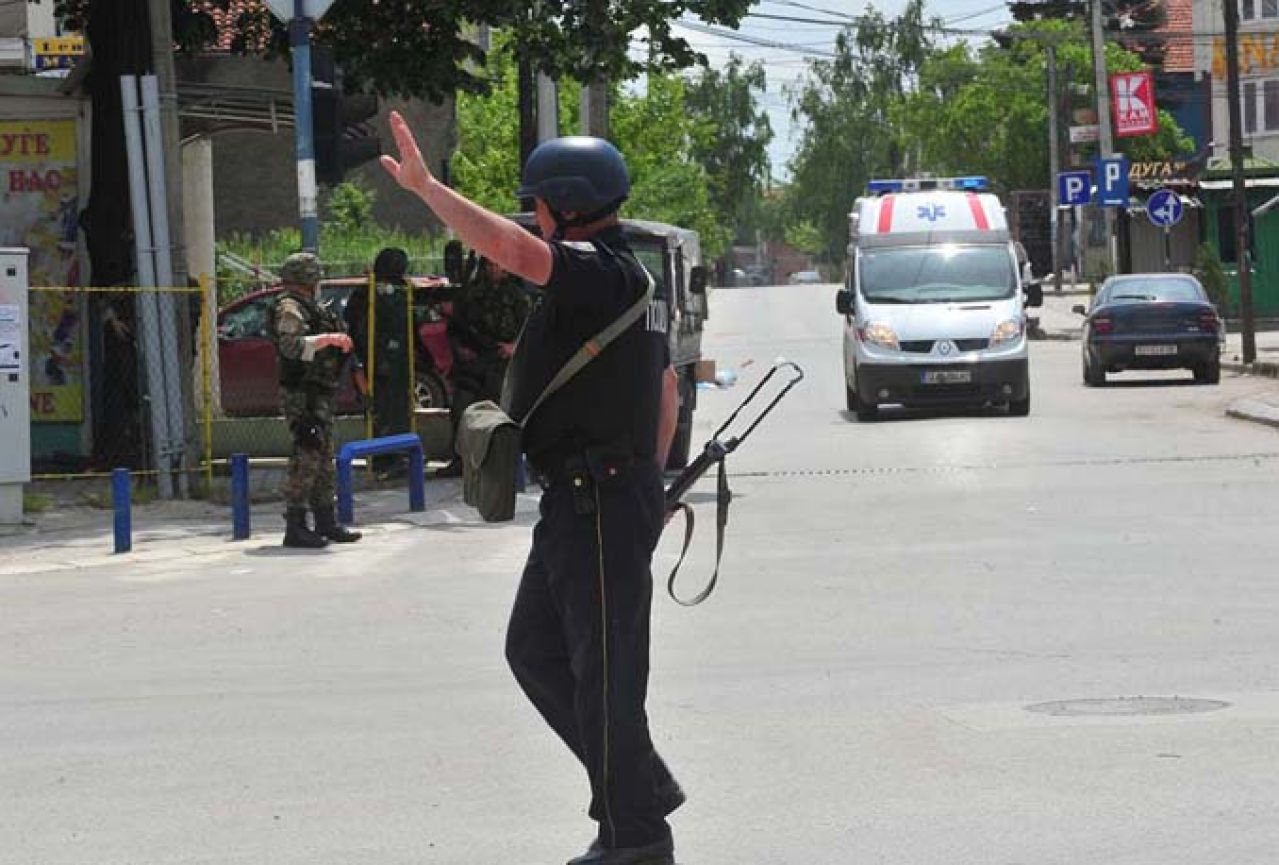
[216,276,452,417]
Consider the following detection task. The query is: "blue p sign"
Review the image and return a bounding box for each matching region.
[1058,170,1092,206]
[1097,156,1130,208]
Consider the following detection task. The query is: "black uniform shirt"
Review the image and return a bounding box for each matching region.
[504,226,670,468]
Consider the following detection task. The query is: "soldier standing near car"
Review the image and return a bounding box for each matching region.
[382,113,683,865]
[435,256,532,478]
[272,252,363,549]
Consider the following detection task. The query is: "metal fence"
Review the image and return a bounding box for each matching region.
[29,282,213,496]
[28,268,457,504]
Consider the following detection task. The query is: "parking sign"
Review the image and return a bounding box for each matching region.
[1057,170,1092,206]
[1096,155,1130,208]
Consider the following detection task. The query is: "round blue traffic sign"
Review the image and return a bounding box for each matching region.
[1147,188,1184,228]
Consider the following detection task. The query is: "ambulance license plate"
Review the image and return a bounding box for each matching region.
[921,369,972,385]
[1134,344,1177,356]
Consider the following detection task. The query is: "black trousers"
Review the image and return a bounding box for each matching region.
[505,457,680,848]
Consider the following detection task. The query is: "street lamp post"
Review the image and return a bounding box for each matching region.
[263,0,336,254]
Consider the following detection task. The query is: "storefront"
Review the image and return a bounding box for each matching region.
[0,76,91,466]
[1199,157,1279,318]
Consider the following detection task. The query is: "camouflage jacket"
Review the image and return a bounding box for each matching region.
[452,274,532,351]
[273,289,346,392]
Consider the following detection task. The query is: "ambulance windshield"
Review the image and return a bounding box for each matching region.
[859,245,1015,304]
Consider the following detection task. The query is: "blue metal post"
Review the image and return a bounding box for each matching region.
[408,446,425,512]
[337,455,354,525]
[112,468,131,554]
[289,8,319,252]
[231,453,251,540]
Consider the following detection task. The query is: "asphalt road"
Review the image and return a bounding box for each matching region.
[6,283,1279,865]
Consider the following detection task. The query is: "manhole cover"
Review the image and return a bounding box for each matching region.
[1024,696,1231,717]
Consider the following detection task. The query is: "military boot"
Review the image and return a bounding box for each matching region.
[313,505,362,543]
[283,507,328,549]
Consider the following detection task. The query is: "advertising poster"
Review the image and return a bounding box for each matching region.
[0,119,82,422]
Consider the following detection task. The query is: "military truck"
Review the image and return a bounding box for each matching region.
[475,214,709,468]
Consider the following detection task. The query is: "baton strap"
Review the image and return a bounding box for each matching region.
[666,459,730,607]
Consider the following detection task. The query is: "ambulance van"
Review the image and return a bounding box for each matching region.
[835,177,1042,421]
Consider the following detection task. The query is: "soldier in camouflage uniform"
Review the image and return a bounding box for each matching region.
[437,257,533,477]
[272,252,363,548]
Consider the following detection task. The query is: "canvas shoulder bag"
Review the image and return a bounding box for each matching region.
[455,258,655,522]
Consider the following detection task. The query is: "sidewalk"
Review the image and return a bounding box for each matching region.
[0,476,474,577]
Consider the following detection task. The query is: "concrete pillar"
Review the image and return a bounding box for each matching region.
[183,137,221,418]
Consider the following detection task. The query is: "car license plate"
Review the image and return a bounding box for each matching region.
[921,369,972,385]
[1134,344,1178,356]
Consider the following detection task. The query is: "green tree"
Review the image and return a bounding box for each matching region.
[685,54,773,243]
[58,0,755,101]
[785,1,934,264]
[452,40,727,258]
[898,20,1193,193]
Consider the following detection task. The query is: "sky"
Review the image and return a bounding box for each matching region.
[675,0,1016,179]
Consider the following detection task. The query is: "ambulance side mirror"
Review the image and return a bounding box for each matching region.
[836,289,854,316]
[689,266,707,295]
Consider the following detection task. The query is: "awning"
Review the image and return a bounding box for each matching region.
[1200,178,1279,189]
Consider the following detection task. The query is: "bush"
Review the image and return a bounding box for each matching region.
[1193,242,1230,313]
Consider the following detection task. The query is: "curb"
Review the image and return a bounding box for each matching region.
[1223,360,1279,379]
[1226,398,1279,430]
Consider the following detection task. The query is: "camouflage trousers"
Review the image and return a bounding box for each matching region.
[281,388,336,510]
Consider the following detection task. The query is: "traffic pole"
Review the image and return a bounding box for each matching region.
[1091,0,1118,275]
[289,3,320,253]
[1224,0,1257,363]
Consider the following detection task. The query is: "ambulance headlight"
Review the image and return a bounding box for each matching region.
[990,318,1023,346]
[862,322,900,351]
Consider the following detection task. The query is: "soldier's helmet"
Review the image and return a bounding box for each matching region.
[517,137,630,217]
[280,252,322,287]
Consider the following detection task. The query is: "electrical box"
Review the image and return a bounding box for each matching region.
[0,248,30,524]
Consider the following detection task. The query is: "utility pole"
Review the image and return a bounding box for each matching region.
[1047,43,1063,293]
[289,4,320,252]
[1090,0,1118,275]
[1224,0,1257,363]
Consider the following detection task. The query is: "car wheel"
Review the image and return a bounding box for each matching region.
[1083,354,1106,387]
[852,388,877,422]
[666,371,696,470]
[1194,359,1221,385]
[1008,391,1031,417]
[414,369,449,410]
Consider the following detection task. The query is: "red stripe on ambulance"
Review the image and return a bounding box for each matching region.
[877,195,895,233]
[966,194,989,230]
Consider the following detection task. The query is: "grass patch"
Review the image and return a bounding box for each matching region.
[22,492,53,514]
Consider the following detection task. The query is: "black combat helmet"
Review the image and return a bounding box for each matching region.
[517,137,630,226]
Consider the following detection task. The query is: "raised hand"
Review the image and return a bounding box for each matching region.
[380,110,434,196]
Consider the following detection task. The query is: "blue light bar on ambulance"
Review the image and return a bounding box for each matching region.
[865,176,990,195]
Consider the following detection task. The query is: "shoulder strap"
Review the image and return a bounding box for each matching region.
[521,243,655,425]
[665,458,730,606]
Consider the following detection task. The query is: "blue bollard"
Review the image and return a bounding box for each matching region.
[408,447,425,512]
[336,456,355,525]
[231,453,250,540]
[515,454,527,493]
[112,468,131,554]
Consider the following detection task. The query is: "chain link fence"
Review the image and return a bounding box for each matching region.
[27,250,457,512]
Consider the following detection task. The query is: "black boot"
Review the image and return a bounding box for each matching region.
[313,505,362,543]
[283,507,328,549]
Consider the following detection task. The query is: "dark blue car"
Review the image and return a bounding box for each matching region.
[1074,274,1223,387]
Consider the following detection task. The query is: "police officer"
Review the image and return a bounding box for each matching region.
[382,114,683,865]
[345,247,414,476]
[272,252,363,549]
